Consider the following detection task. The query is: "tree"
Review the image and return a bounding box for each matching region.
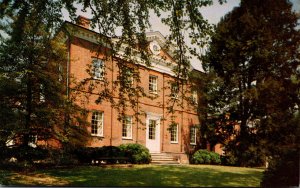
[204,0,300,171]
[0,0,89,158]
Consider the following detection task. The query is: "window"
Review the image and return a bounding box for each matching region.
[149,75,158,93]
[92,58,105,80]
[122,116,132,139]
[91,111,104,137]
[171,83,179,99]
[40,84,45,102]
[28,135,37,148]
[58,64,63,82]
[170,124,178,143]
[190,126,197,145]
[191,89,198,104]
[148,120,156,140]
[125,68,134,87]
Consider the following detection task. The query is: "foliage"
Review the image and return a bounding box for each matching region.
[0,0,89,156]
[72,147,95,164]
[261,149,299,187]
[65,0,227,120]
[203,0,300,168]
[119,143,151,164]
[72,144,151,164]
[192,149,221,165]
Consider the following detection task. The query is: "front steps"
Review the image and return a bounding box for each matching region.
[150,153,180,164]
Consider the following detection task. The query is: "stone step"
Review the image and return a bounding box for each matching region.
[150,153,179,164]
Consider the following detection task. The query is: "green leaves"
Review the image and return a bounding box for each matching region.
[204,0,300,167]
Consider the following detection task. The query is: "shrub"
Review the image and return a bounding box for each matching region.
[261,150,299,187]
[95,146,125,164]
[48,149,79,166]
[192,149,221,165]
[72,147,95,164]
[210,152,221,164]
[119,143,151,164]
[10,146,49,162]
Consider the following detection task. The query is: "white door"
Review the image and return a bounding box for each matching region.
[146,114,161,153]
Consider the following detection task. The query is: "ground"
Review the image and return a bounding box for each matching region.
[1,164,264,187]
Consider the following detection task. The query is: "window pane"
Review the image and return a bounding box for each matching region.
[149,75,157,93]
[192,90,198,104]
[171,83,178,98]
[122,116,132,138]
[91,111,103,136]
[171,124,178,142]
[190,127,196,144]
[149,120,156,140]
[93,59,105,79]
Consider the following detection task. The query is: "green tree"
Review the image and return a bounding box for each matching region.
[204,0,300,170]
[0,0,89,158]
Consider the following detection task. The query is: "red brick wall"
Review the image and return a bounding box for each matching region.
[68,33,200,155]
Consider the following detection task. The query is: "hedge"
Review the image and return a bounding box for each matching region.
[192,149,221,165]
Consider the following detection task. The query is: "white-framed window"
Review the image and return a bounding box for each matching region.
[40,84,45,103]
[28,135,37,148]
[122,116,132,139]
[125,68,134,87]
[58,64,63,82]
[170,123,178,143]
[191,89,198,104]
[190,126,197,145]
[171,83,179,99]
[148,119,156,140]
[92,58,105,80]
[91,111,104,137]
[149,75,158,93]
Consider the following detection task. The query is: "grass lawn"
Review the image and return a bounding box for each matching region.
[1,164,264,187]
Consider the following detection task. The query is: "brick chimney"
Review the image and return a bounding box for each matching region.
[76,15,90,29]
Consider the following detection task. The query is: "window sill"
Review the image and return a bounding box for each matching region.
[170,141,178,144]
[91,135,104,138]
[149,91,158,95]
[190,143,196,146]
[92,77,104,81]
[122,137,133,140]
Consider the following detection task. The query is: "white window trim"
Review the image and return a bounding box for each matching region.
[149,75,158,94]
[191,90,198,104]
[190,126,197,145]
[40,84,45,103]
[148,119,157,140]
[170,124,179,144]
[28,135,37,148]
[122,116,133,139]
[92,58,105,80]
[171,83,179,99]
[91,111,104,137]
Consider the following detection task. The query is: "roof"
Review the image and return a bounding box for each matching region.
[62,20,203,73]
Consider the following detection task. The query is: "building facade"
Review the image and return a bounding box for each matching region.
[62,16,201,163]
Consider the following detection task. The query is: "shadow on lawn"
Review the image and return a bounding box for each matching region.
[42,165,263,187]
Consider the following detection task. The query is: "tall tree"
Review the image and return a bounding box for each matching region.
[0,0,89,153]
[203,0,300,169]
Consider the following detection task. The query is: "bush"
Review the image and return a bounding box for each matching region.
[192,150,221,165]
[48,149,79,166]
[9,146,49,162]
[210,152,221,164]
[261,150,299,187]
[119,143,151,164]
[72,147,95,164]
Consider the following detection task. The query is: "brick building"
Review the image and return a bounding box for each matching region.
[61,16,202,163]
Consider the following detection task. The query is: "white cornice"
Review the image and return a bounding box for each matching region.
[64,22,177,76]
